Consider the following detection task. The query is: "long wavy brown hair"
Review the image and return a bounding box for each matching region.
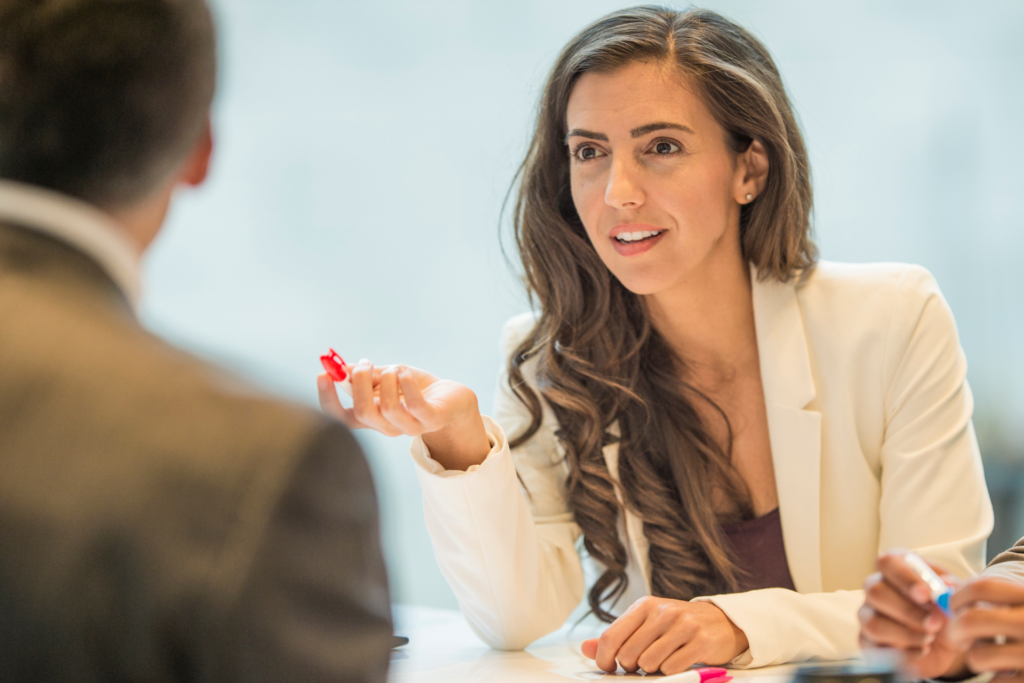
[507,6,816,622]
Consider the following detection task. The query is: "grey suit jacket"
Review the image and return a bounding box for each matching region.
[0,222,392,681]
[986,541,1024,583]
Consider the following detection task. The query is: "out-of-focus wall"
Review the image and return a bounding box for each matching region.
[142,0,1024,608]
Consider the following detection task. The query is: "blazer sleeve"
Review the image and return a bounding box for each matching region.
[695,266,993,669]
[408,315,585,650]
[218,422,394,682]
[983,538,1024,583]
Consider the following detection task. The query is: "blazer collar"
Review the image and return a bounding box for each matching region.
[750,265,816,410]
[0,180,142,311]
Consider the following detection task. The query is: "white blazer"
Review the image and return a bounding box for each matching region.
[409,261,993,668]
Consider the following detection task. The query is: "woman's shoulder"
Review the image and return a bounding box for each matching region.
[802,260,938,290]
[499,311,541,374]
[500,311,539,352]
[798,260,947,318]
[795,261,959,364]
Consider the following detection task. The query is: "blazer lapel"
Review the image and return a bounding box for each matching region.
[752,267,823,594]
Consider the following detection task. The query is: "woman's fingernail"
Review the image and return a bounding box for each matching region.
[925,614,943,631]
[358,358,370,366]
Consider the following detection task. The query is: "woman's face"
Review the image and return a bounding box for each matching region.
[566,60,760,296]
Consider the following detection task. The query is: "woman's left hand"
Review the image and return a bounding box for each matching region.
[581,597,748,674]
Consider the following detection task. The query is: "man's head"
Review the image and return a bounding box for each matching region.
[0,0,217,225]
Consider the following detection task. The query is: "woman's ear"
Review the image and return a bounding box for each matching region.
[179,118,213,187]
[735,139,768,204]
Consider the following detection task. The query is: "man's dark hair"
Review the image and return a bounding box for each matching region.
[0,0,216,207]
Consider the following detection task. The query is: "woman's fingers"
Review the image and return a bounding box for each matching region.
[594,602,651,672]
[657,639,708,675]
[350,361,403,437]
[950,605,1024,644]
[317,374,363,429]
[859,606,936,649]
[615,617,670,672]
[954,579,1024,611]
[877,553,936,606]
[397,367,441,427]
[968,642,1024,674]
[378,366,426,435]
[863,572,942,635]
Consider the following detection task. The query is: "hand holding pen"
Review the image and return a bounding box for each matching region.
[316,349,491,471]
[860,551,1024,680]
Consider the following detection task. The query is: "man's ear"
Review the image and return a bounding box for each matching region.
[179,118,213,187]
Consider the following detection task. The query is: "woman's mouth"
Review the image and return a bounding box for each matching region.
[610,228,666,256]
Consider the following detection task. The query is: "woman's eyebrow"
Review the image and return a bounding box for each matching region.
[565,129,609,143]
[630,122,695,137]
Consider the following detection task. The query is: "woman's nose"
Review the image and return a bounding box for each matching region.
[604,158,645,209]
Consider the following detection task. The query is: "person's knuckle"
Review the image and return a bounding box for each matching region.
[617,649,638,669]
[959,608,984,632]
[966,645,986,670]
[861,615,885,640]
[635,654,656,673]
[865,579,887,603]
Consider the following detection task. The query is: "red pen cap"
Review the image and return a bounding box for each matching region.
[320,348,348,383]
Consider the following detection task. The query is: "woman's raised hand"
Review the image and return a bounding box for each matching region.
[316,361,492,471]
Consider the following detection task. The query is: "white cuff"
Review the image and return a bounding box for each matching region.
[409,415,504,478]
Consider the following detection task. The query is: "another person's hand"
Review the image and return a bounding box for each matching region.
[946,578,1024,681]
[580,597,748,675]
[859,552,964,679]
[317,361,490,471]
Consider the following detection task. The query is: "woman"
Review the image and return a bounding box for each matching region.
[317,5,992,674]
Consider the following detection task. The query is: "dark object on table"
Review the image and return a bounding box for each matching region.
[792,663,898,683]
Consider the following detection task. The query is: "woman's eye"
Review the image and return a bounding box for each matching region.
[572,144,604,162]
[652,140,681,155]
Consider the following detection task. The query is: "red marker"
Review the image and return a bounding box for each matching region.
[320,348,353,396]
[662,668,730,683]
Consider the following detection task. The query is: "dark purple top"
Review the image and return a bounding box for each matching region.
[720,508,797,592]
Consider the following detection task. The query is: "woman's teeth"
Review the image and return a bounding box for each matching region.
[615,230,664,243]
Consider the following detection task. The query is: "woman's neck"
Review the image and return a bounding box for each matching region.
[645,246,759,383]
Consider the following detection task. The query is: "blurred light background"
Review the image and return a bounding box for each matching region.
[142,0,1024,609]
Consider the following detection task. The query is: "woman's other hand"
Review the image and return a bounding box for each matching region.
[580,597,748,674]
[859,552,965,679]
[947,577,1024,681]
[317,361,491,471]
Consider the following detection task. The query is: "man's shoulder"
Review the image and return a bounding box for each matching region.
[0,280,364,638]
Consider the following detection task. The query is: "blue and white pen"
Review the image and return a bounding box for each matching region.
[903,552,954,615]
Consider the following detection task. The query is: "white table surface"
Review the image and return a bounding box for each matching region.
[389,605,805,683]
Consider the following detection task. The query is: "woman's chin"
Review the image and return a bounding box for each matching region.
[613,271,680,297]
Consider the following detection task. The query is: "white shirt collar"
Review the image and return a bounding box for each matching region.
[0,180,142,309]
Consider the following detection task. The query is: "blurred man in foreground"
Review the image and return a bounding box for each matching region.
[0,0,392,680]
[860,544,1024,680]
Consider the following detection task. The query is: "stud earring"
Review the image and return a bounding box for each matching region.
[745,193,753,201]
